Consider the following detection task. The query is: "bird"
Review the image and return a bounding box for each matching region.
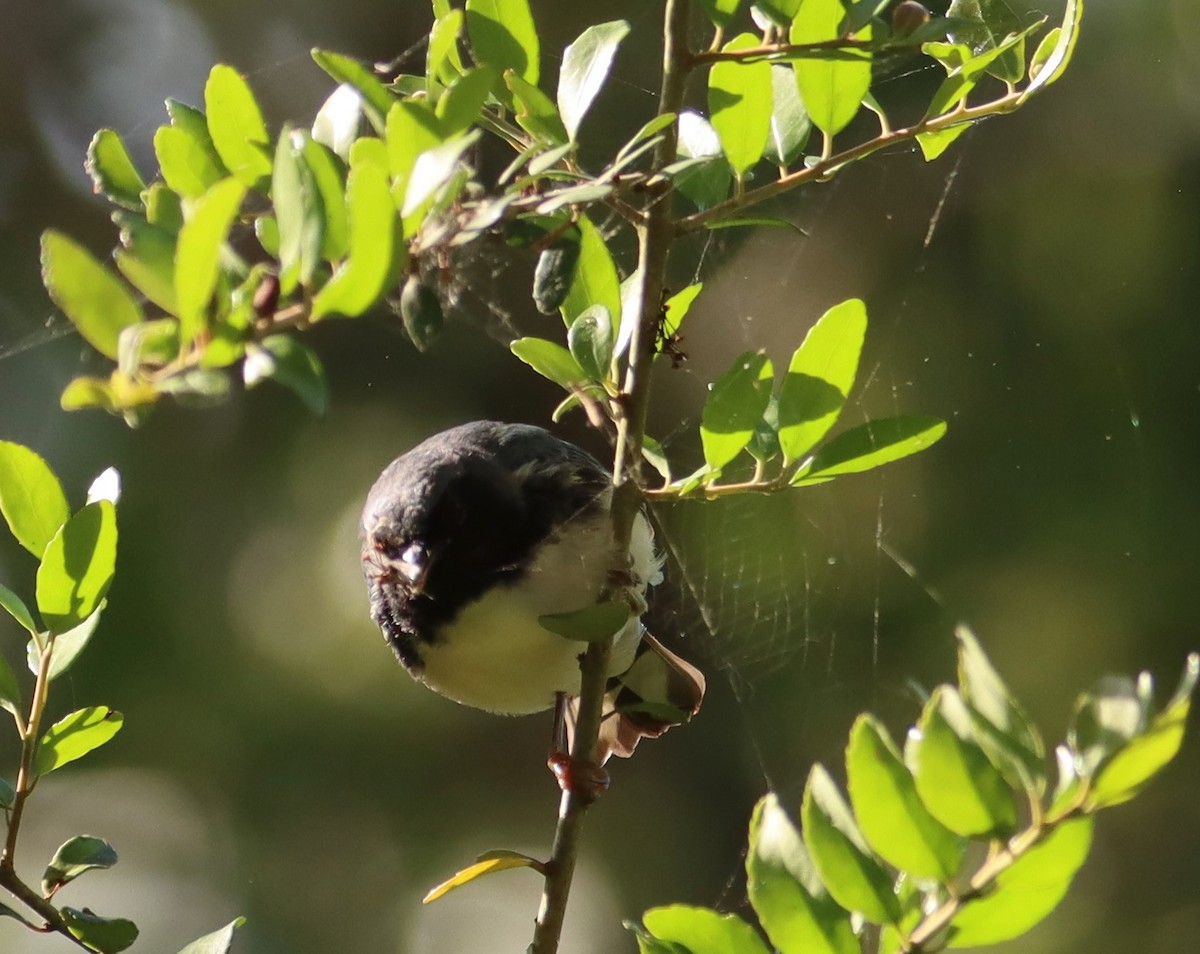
[360,421,704,777]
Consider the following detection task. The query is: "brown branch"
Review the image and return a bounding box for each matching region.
[688,37,874,68]
[527,1,693,951]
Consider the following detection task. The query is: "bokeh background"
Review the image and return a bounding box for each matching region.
[1,0,1198,951]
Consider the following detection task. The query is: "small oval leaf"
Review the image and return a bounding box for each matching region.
[42,835,118,896]
[36,706,124,776]
[36,501,118,636]
[423,849,543,903]
[0,441,70,558]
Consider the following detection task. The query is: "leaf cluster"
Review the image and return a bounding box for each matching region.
[629,629,1196,954]
[0,443,243,953]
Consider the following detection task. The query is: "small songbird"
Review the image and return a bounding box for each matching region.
[360,421,704,766]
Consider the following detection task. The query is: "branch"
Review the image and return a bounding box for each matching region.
[687,37,873,68]
[675,89,1025,234]
[527,2,693,951]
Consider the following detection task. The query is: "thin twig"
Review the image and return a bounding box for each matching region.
[527,2,693,951]
[688,37,873,68]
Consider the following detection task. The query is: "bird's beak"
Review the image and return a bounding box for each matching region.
[398,542,431,592]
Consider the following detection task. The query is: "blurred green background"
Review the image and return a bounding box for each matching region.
[1,1,1198,951]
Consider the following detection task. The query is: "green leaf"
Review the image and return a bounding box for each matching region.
[567,305,614,382]
[0,777,14,811]
[118,318,180,379]
[153,121,225,199]
[143,182,184,232]
[700,351,775,469]
[398,275,445,352]
[697,0,743,29]
[386,101,445,189]
[272,129,323,295]
[756,0,803,26]
[906,686,1017,837]
[747,794,858,954]
[36,706,124,775]
[243,335,329,415]
[205,64,272,188]
[466,0,540,86]
[709,33,773,177]
[0,441,70,558]
[437,67,498,136]
[85,130,145,209]
[176,919,247,954]
[423,850,543,903]
[802,764,900,925]
[917,124,970,161]
[558,20,630,141]
[29,601,106,682]
[301,138,350,262]
[791,416,947,485]
[791,0,873,138]
[778,298,867,463]
[661,283,703,343]
[42,836,118,896]
[539,601,630,643]
[175,178,247,342]
[1089,654,1198,807]
[427,8,465,88]
[35,501,117,636]
[113,214,178,314]
[642,905,771,954]
[312,84,363,159]
[947,818,1093,947]
[60,907,138,954]
[510,337,589,389]
[764,66,811,167]
[311,146,400,320]
[402,131,479,218]
[956,626,1046,793]
[675,111,732,211]
[311,50,395,129]
[1069,674,1148,779]
[561,214,621,327]
[40,231,144,361]
[0,581,37,634]
[506,71,569,144]
[846,715,963,881]
[533,228,582,314]
[1019,0,1082,102]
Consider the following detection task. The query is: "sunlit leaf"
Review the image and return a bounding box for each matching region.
[155,102,226,197]
[791,416,947,485]
[85,129,145,209]
[175,918,247,954]
[402,131,479,218]
[947,818,1093,947]
[709,33,773,177]
[510,337,589,389]
[558,20,630,141]
[427,8,465,88]
[243,335,329,415]
[778,299,866,463]
[846,715,963,881]
[802,764,900,925]
[539,601,630,642]
[205,64,272,188]
[567,305,614,382]
[642,905,771,954]
[791,0,873,138]
[1087,653,1198,807]
[506,71,568,144]
[312,84,363,159]
[561,214,621,327]
[1069,673,1149,779]
[956,626,1046,793]
[764,65,811,168]
[423,850,543,903]
[437,67,498,136]
[143,182,184,232]
[697,0,743,29]
[0,581,37,635]
[60,907,138,954]
[466,0,540,86]
[906,686,1017,837]
[175,178,247,342]
[386,100,445,191]
[917,123,970,161]
[311,49,395,129]
[660,282,703,343]
[42,836,118,896]
[29,601,106,682]
[1020,0,1082,101]
[0,441,70,558]
[701,351,775,469]
[298,138,349,262]
[747,794,858,954]
[40,231,143,361]
[756,0,803,25]
[311,146,399,320]
[36,706,124,775]
[272,129,323,294]
[674,111,731,210]
[35,501,117,636]
[113,214,178,313]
